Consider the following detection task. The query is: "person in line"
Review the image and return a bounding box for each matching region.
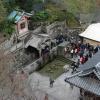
[89,51,92,58]
[80,56,84,64]
[71,61,79,73]
[94,46,98,53]
[74,48,78,57]
[70,49,74,58]
[84,55,88,63]
[64,47,67,55]
[76,59,80,67]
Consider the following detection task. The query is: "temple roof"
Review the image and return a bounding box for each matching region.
[79,23,100,42]
[65,74,100,96]
[8,10,32,23]
[25,34,50,50]
[65,50,100,96]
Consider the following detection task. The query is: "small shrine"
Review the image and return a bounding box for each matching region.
[8,10,32,40]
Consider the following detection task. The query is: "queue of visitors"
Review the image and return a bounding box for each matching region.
[69,41,100,73]
[41,33,100,72]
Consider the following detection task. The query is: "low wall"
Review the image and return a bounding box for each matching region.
[46,21,67,39]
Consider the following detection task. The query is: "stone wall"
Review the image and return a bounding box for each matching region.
[30,21,67,39]
[46,21,67,38]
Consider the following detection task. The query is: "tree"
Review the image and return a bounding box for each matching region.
[15,0,43,12]
[31,11,49,22]
[0,50,35,100]
[57,0,96,14]
[0,0,7,23]
[0,20,14,36]
[3,21,14,36]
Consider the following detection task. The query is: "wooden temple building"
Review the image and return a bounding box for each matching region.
[65,50,100,100]
[79,23,100,47]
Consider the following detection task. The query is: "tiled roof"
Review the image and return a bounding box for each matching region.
[78,68,93,77]
[25,34,44,50]
[65,75,100,96]
[8,10,32,23]
[25,34,50,50]
[65,50,100,96]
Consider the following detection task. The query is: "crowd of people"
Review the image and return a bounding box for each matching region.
[51,34,100,69]
[41,33,100,74]
[67,41,100,73]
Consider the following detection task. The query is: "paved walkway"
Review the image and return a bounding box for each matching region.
[28,70,80,100]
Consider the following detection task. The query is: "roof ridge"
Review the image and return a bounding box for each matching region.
[78,69,93,77]
[93,69,100,80]
[65,71,83,79]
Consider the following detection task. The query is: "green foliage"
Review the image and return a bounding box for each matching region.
[45,4,66,22]
[0,0,7,23]
[3,0,43,12]
[4,0,17,13]
[47,10,65,22]
[45,4,80,27]
[31,5,66,23]
[38,56,72,79]
[62,0,96,14]
[66,12,80,27]
[0,20,14,36]
[33,0,43,3]
[31,11,49,21]
[19,0,34,12]
[31,3,80,27]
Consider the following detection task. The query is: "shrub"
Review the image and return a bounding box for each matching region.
[31,11,49,22]
[0,20,14,36]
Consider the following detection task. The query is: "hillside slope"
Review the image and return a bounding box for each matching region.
[50,0,97,14]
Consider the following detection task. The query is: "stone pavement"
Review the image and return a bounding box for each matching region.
[28,70,80,100]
